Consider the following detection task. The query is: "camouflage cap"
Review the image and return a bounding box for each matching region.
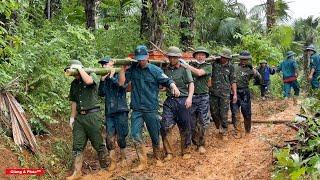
[259,60,267,64]
[239,50,252,60]
[286,51,296,58]
[98,56,112,64]
[219,48,232,59]
[166,46,182,57]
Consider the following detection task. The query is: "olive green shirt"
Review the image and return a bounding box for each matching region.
[210,62,236,97]
[69,73,100,111]
[234,64,254,89]
[190,62,212,94]
[164,65,193,97]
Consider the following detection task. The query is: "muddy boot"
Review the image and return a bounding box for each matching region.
[98,149,108,170]
[131,145,148,172]
[153,146,164,167]
[66,153,83,180]
[164,153,173,161]
[107,150,117,171]
[198,146,206,154]
[162,128,174,162]
[244,117,252,133]
[119,148,128,168]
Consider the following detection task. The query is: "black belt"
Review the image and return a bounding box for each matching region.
[78,108,100,115]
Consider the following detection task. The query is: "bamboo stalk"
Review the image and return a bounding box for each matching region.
[65,67,121,76]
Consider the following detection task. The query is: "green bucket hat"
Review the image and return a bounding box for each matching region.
[193,46,210,58]
[166,46,182,57]
[64,60,83,72]
[219,48,232,59]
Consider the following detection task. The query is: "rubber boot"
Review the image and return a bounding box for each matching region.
[107,150,117,171]
[119,148,128,167]
[244,116,252,133]
[98,149,108,169]
[131,145,147,172]
[180,133,191,159]
[153,146,164,167]
[66,153,83,180]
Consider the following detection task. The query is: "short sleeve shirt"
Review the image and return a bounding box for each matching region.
[164,65,193,97]
[190,62,212,94]
[69,73,100,111]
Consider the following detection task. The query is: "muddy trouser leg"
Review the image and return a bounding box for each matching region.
[175,97,192,154]
[190,97,199,145]
[260,84,268,97]
[196,95,210,146]
[114,112,129,149]
[239,89,252,133]
[230,94,240,128]
[209,94,221,129]
[130,111,145,145]
[220,95,230,130]
[105,115,116,151]
[160,98,177,155]
[143,111,161,148]
[83,112,107,169]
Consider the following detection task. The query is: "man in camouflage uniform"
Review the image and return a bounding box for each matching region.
[305,45,320,89]
[231,51,261,134]
[180,46,212,154]
[98,56,129,171]
[160,46,194,161]
[210,49,237,138]
[66,60,107,180]
[118,45,180,172]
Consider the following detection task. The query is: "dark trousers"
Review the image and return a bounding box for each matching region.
[160,97,191,154]
[191,94,210,147]
[105,112,129,150]
[230,88,252,132]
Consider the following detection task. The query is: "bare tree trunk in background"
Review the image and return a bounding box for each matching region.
[44,0,61,19]
[180,0,195,51]
[150,0,167,48]
[85,0,98,30]
[266,0,276,31]
[140,0,150,40]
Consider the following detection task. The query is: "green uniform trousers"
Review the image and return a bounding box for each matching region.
[72,112,105,156]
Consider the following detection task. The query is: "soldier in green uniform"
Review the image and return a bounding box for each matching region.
[210,49,237,139]
[180,46,212,154]
[161,46,194,161]
[231,51,261,134]
[65,60,107,180]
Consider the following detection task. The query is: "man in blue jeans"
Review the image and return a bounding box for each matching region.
[98,56,129,171]
[118,45,180,172]
[277,51,300,103]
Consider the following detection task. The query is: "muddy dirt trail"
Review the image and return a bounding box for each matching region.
[79,99,299,180]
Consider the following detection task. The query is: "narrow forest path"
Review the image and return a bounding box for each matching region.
[80,99,299,180]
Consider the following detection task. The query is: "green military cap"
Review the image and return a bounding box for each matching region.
[193,46,210,58]
[219,48,232,59]
[166,46,182,57]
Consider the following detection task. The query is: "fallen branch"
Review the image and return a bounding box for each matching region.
[252,120,292,124]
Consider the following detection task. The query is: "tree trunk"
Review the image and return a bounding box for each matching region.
[140,0,150,39]
[266,0,276,31]
[44,0,61,19]
[150,0,167,48]
[85,0,97,30]
[180,0,195,51]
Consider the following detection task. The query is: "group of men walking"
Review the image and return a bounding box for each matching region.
[65,44,320,179]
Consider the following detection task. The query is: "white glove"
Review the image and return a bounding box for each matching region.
[69,117,75,129]
[179,59,188,66]
[70,64,83,70]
